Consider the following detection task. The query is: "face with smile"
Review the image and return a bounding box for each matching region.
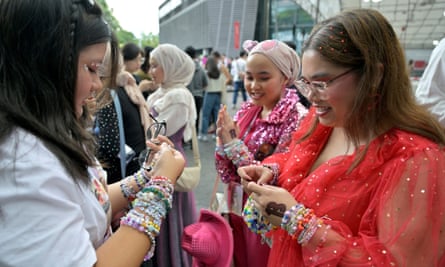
[75,42,108,118]
[300,49,359,127]
[149,58,164,86]
[245,53,288,110]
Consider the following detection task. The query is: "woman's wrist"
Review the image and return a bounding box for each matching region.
[121,175,174,261]
[120,169,152,201]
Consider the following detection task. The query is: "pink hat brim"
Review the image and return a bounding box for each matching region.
[186,209,234,267]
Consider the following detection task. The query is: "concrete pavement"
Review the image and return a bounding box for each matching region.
[184,89,246,211]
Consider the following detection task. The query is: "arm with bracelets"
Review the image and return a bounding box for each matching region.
[96,142,184,266]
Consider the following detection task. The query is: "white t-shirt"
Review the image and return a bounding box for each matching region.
[415,38,445,127]
[0,128,111,266]
[231,57,246,81]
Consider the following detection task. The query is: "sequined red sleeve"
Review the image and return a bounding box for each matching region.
[263,119,445,266]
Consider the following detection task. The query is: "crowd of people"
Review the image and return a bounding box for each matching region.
[0,1,444,267]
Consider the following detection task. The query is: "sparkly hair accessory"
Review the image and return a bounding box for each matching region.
[243,40,259,53]
[244,39,301,87]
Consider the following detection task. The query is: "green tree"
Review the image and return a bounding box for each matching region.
[96,0,159,47]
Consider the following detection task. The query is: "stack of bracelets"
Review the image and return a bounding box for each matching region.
[120,175,174,260]
[243,197,328,247]
[281,204,323,245]
[216,139,279,185]
[216,139,257,167]
[243,196,275,246]
[120,169,151,202]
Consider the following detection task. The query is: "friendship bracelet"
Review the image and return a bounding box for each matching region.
[243,196,274,235]
[121,190,169,261]
[120,169,152,201]
[262,163,279,185]
[121,210,161,260]
[215,145,225,156]
[224,140,252,166]
[280,203,315,240]
[298,216,323,245]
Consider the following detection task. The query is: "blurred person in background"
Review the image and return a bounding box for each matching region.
[185,46,208,134]
[415,38,445,127]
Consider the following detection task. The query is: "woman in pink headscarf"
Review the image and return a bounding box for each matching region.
[215,39,308,267]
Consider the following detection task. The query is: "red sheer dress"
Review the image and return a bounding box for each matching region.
[262,111,445,266]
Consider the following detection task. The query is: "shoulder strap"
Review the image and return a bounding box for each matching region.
[111,89,127,180]
[191,126,200,166]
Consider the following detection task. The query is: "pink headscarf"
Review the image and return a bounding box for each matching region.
[243,40,301,87]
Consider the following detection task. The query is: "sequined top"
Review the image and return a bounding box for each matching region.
[215,88,308,183]
[263,110,445,266]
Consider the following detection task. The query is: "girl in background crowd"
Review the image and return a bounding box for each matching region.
[199,51,232,141]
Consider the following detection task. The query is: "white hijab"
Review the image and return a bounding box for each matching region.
[151,44,195,89]
[147,44,197,141]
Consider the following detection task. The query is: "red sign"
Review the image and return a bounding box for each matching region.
[234,21,240,49]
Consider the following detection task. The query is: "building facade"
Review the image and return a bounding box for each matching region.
[158,0,317,58]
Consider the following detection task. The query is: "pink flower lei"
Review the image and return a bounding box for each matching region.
[240,89,301,153]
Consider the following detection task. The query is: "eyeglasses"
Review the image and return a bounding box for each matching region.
[138,114,167,171]
[296,68,355,101]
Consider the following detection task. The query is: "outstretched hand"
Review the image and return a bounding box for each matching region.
[216,104,239,145]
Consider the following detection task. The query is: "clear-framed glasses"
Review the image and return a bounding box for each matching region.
[296,69,355,101]
[138,114,167,171]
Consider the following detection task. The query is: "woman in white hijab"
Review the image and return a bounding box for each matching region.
[146,44,197,267]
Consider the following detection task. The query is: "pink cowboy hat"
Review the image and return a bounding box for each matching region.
[182,209,233,267]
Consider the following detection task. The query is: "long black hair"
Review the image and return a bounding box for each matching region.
[206,56,220,79]
[0,0,111,183]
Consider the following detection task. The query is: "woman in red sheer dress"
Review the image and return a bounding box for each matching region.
[238,9,445,267]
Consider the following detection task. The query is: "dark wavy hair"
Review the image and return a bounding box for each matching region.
[0,0,112,183]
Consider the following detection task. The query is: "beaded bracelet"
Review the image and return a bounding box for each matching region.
[215,145,225,156]
[120,169,151,201]
[120,176,173,261]
[262,164,279,185]
[298,216,323,245]
[121,208,162,260]
[224,139,253,166]
[243,196,274,235]
[280,203,315,240]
